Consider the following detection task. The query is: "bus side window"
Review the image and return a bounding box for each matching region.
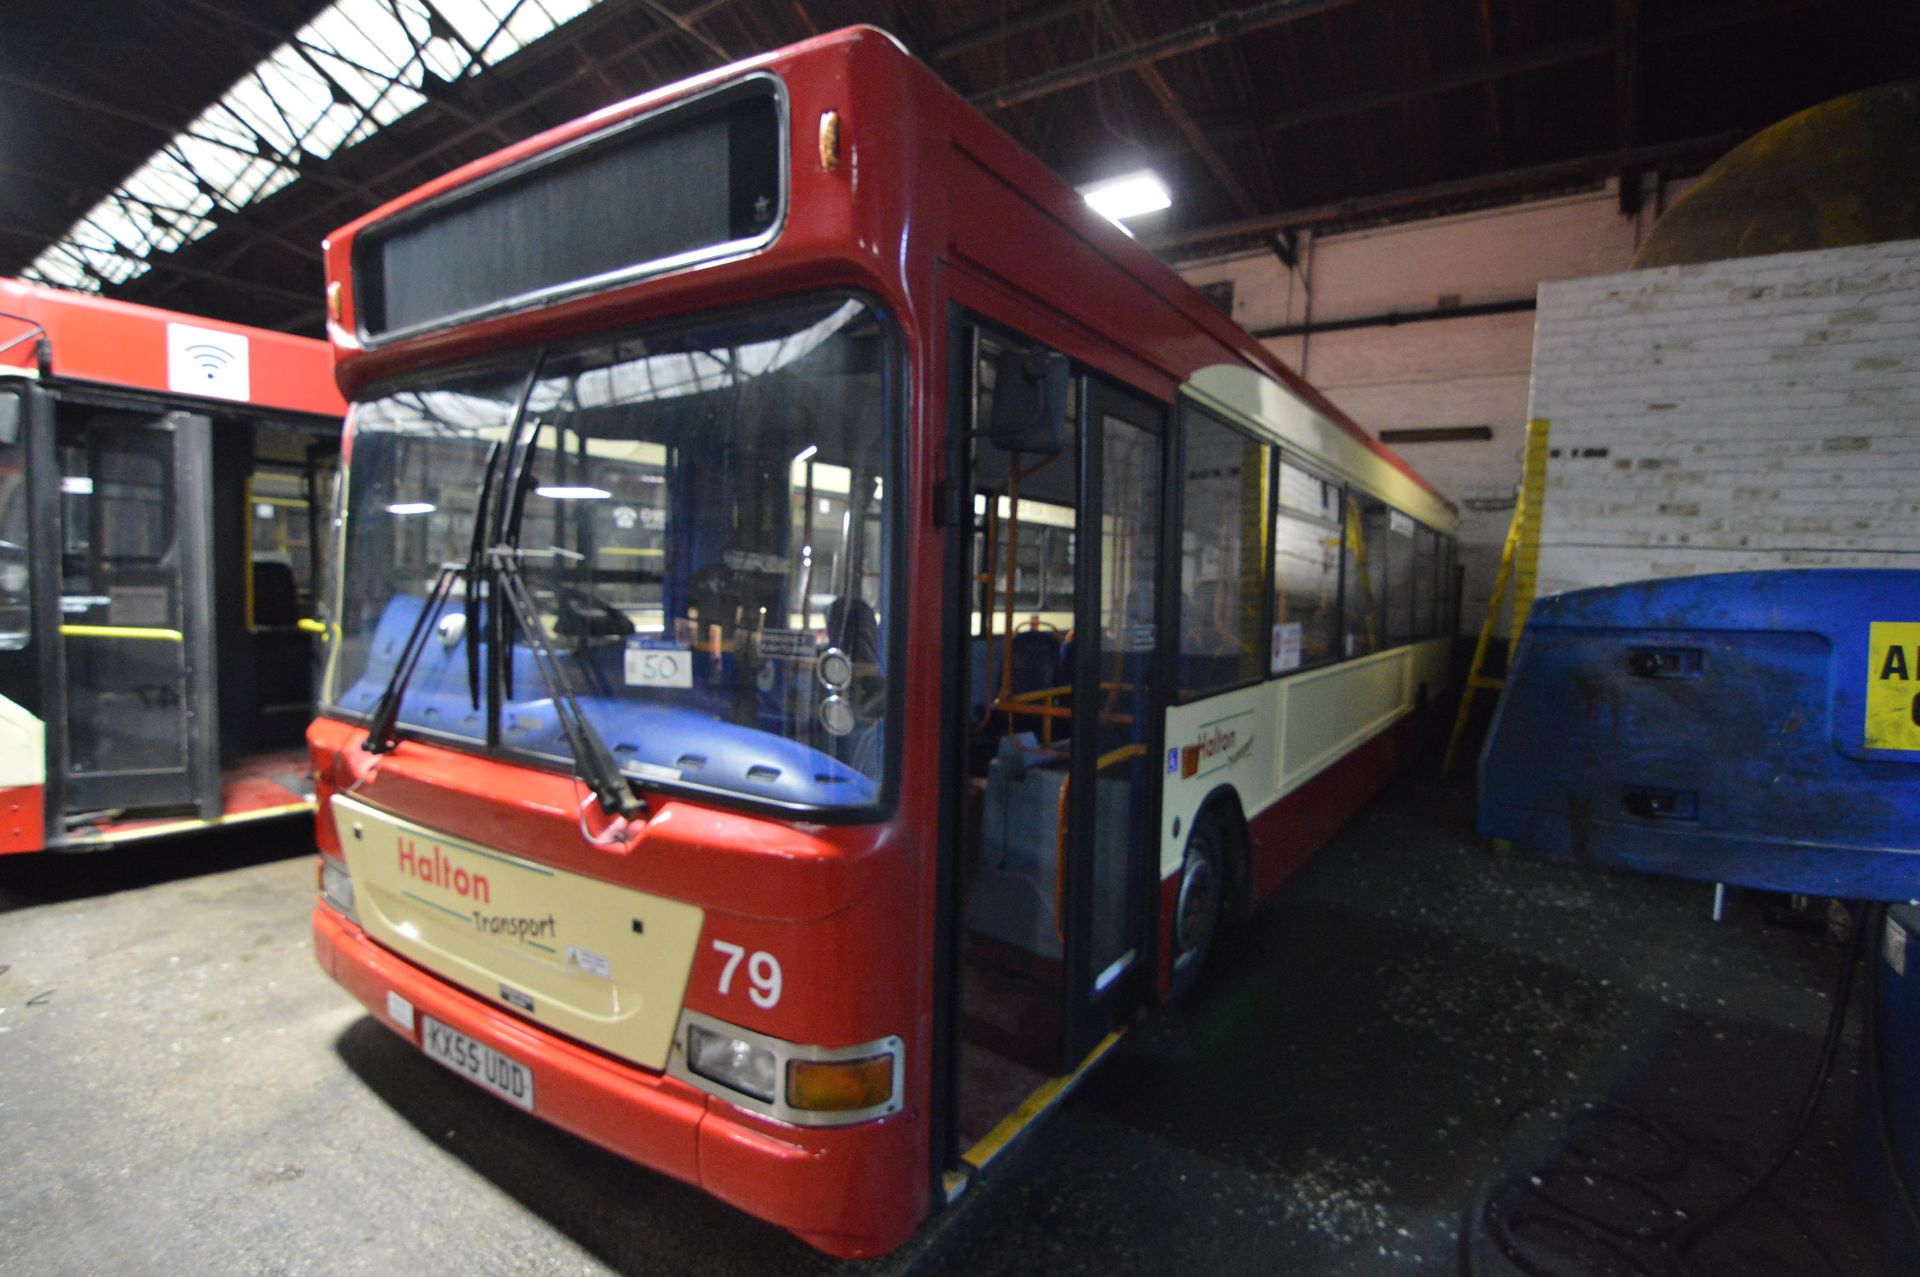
[1343,494,1387,658]
[1384,508,1416,646]
[1178,410,1268,696]
[1271,460,1341,672]
[1412,524,1439,639]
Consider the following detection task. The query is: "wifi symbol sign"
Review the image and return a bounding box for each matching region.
[166,323,251,401]
[184,343,233,379]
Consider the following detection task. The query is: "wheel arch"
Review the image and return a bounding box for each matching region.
[1189,781,1252,920]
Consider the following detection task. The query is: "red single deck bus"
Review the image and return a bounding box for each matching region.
[309,28,1456,1257]
[0,280,345,853]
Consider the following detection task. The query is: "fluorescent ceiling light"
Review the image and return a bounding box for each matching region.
[535,486,612,500]
[1080,170,1172,228]
[386,502,436,515]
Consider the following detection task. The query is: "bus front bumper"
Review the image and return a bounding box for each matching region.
[312,904,916,1258]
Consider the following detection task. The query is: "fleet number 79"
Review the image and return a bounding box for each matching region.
[711,939,782,1009]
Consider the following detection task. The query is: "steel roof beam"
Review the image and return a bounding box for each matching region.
[1614,0,1643,215]
[1192,0,1830,148]
[0,69,362,198]
[0,224,318,305]
[969,0,1363,112]
[1092,3,1295,268]
[933,1,1097,61]
[1149,132,1746,254]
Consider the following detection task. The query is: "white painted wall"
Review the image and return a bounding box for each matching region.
[1176,178,1685,633]
[1527,237,1920,596]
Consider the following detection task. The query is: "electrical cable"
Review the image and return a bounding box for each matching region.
[1864,904,1920,1239]
[1459,904,1874,1277]
[1668,902,1870,1261]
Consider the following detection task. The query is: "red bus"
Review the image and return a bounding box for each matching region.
[0,280,345,854]
[308,28,1455,1257]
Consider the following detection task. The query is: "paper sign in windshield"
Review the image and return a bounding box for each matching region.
[624,639,693,688]
[1271,622,1303,674]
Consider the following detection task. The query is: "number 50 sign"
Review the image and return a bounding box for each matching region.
[625,642,694,688]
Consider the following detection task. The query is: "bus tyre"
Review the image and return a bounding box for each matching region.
[1170,811,1226,1000]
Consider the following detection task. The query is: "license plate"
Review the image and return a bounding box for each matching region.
[420,1015,535,1112]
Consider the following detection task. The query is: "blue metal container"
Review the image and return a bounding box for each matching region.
[1479,569,1920,902]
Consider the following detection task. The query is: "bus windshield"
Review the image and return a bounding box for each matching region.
[324,295,896,811]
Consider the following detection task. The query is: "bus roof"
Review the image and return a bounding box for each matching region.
[0,278,345,418]
[323,25,1445,512]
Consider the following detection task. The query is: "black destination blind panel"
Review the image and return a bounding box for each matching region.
[357,86,782,340]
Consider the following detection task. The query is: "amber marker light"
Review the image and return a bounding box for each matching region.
[819,109,840,172]
[326,280,343,323]
[787,1053,893,1112]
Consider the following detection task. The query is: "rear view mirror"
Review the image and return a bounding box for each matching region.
[987,347,1068,454]
[0,396,17,447]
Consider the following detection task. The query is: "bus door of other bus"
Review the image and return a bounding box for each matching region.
[0,385,53,846]
[948,322,1165,1158]
[53,404,219,819]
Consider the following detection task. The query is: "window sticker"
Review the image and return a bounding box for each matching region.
[757,628,817,661]
[566,944,612,980]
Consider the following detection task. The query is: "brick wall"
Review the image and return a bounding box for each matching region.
[1528,237,1920,598]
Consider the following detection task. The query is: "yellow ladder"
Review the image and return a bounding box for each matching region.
[1442,417,1550,776]
[1345,500,1377,651]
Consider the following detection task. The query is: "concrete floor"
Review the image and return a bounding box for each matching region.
[0,771,1889,1276]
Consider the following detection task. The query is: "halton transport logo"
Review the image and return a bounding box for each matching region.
[397,836,558,945]
[1173,717,1255,779]
[398,836,490,902]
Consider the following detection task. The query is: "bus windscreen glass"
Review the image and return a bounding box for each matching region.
[356,87,782,340]
[326,296,894,811]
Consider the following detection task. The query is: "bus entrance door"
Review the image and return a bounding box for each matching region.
[1058,382,1163,1061]
[950,331,1165,1160]
[54,409,218,821]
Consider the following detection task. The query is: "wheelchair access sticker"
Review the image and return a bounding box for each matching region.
[1865,621,1920,751]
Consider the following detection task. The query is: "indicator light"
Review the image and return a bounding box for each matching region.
[787,1053,894,1112]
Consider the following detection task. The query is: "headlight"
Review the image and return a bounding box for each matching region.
[320,856,357,921]
[687,1023,777,1102]
[672,1011,903,1126]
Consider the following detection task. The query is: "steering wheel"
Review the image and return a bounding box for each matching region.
[554,585,636,640]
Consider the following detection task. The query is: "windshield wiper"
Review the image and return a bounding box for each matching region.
[464,439,504,711]
[362,550,642,818]
[488,545,643,818]
[479,364,544,707]
[361,562,465,755]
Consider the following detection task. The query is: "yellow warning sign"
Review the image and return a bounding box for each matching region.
[1866,621,1920,751]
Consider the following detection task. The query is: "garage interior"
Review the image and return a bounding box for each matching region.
[3,2,1917,1274]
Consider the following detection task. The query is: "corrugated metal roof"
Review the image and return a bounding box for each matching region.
[2,0,1911,333]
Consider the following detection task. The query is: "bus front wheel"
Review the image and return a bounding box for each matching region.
[1169,810,1227,999]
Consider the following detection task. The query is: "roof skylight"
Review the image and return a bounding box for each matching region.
[26,0,601,294]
